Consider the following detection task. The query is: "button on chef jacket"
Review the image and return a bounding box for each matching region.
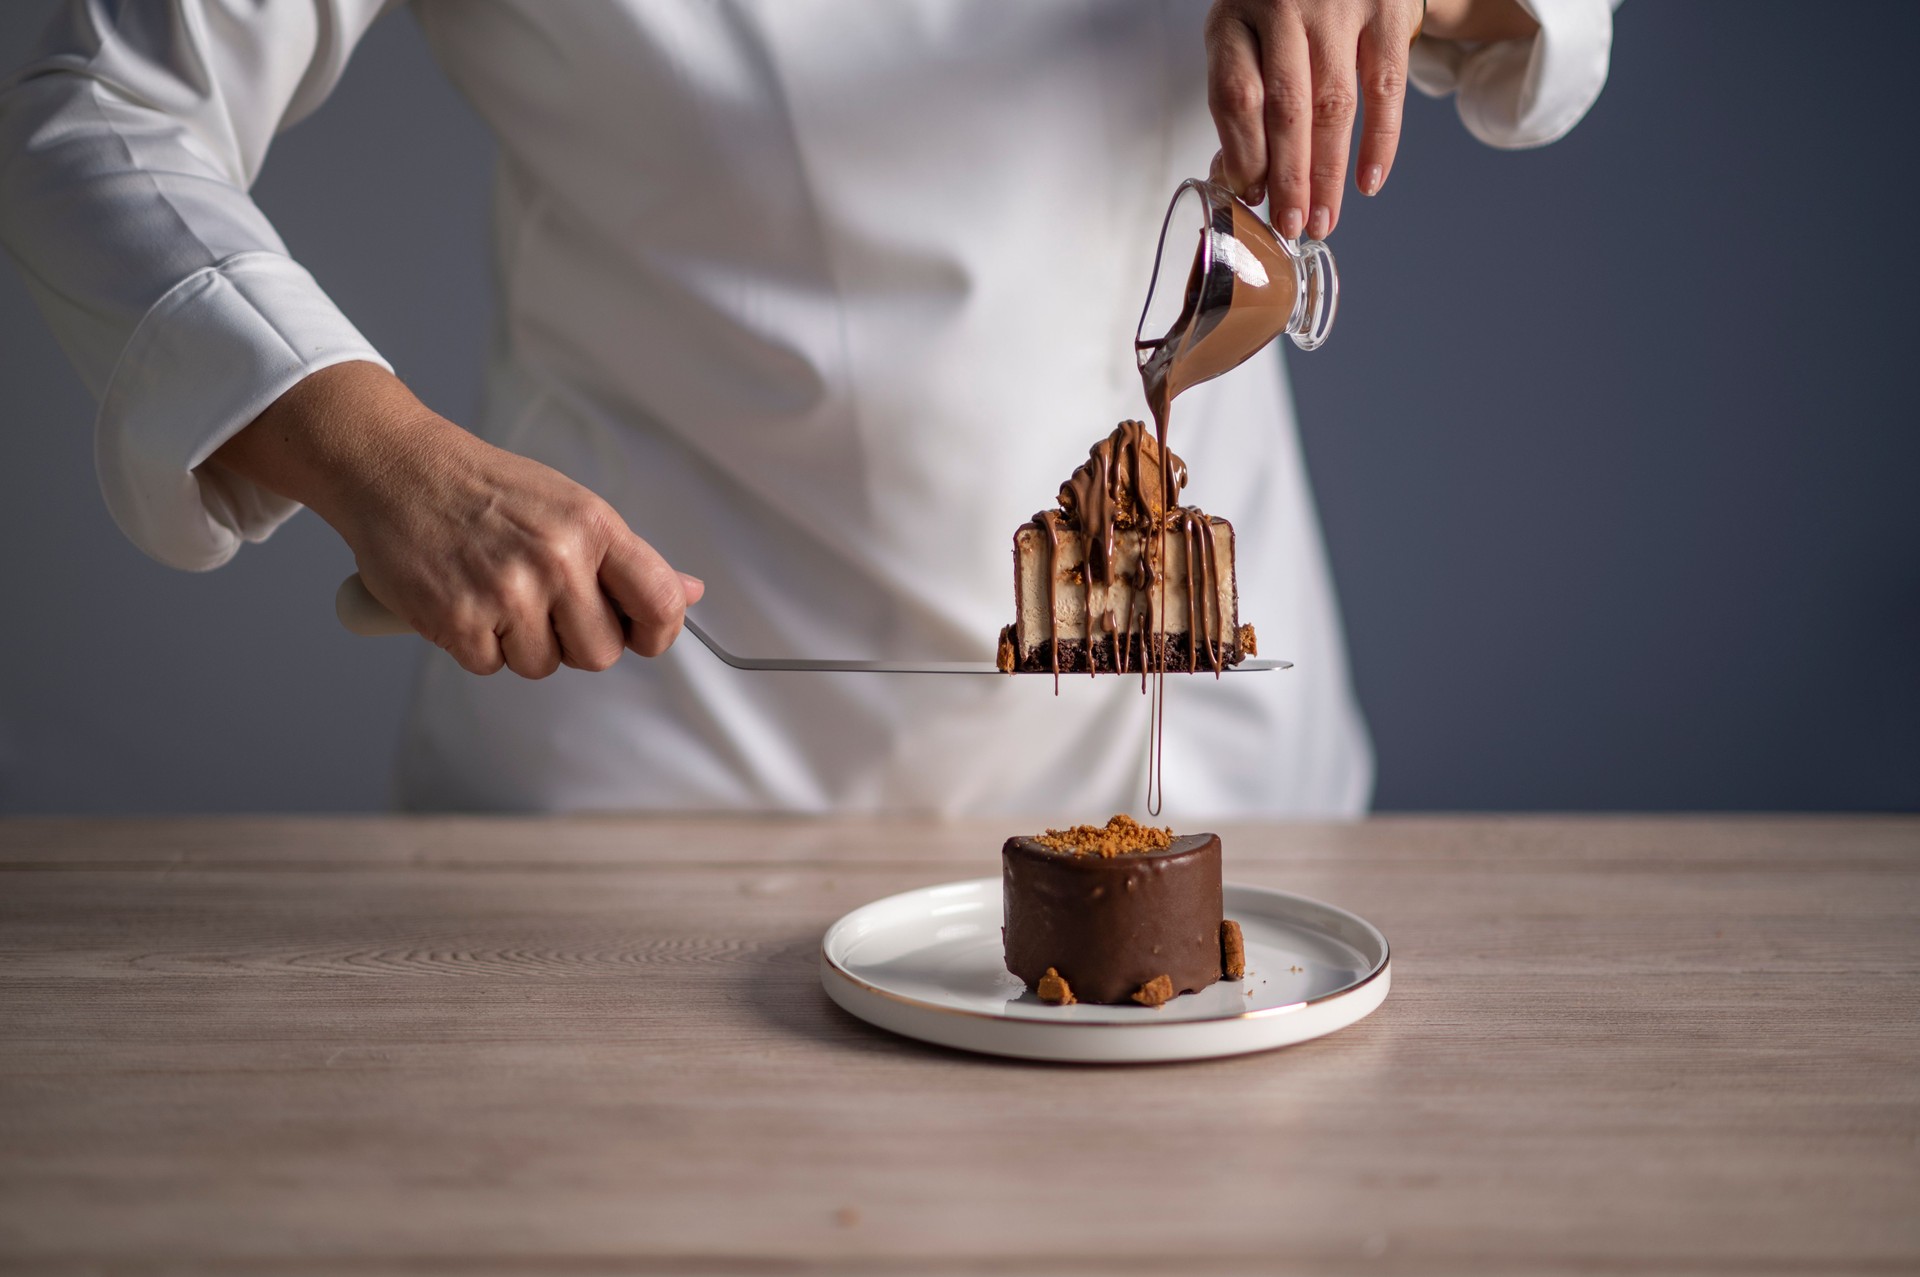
[0,0,1617,816]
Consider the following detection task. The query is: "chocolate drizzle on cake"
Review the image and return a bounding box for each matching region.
[1033,422,1177,692]
[1029,422,1229,813]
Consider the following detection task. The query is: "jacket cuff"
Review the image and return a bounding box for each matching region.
[1410,0,1614,150]
[93,251,391,571]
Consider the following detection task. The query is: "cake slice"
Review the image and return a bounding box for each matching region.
[997,421,1255,675]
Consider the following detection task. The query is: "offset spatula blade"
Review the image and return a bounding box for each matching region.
[680,617,1002,675]
[661,618,1292,675]
[336,574,1290,674]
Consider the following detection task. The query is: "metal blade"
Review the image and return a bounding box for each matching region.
[680,617,1290,675]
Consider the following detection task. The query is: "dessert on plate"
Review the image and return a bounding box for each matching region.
[998,421,1255,678]
[1002,814,1245,1007]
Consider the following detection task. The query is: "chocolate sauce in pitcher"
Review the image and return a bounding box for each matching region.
[1128,180,1337,814]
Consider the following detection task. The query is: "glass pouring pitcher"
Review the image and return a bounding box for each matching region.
[1136,178,1338,426]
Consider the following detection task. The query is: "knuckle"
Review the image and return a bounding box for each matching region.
[1263,79,1311,127]
[433,601,487,647]
[498,559,546,602]
[1312,83,1359,126]
[574,497,622,541]
[447,636,503,676]
[568,625,625,672]
[1203,3,1254,44]
[491,572,553,624]
[527,542,591,598]
[1208,73,1262,121]
[1363,64,1406,105]
[463,569,517,618]
[1311,151,1350,185]
[502,632,561,681]
[641,569,688,621]
[1270,163,1311,199]
[626,609,684,659]
[538,532,589,576]
[575,644,621,673]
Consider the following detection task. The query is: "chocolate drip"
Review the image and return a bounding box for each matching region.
[1043,422,1192,708]
[1170,507,1227,676]
[1056,421,1185,605]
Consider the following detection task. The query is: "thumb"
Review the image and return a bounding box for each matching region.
[678,572,706,605]
[599,531,689,658]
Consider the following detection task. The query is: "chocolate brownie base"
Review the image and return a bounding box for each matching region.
[996,625,1255,675]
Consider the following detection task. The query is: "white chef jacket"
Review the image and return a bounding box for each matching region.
[0,0,1615,817]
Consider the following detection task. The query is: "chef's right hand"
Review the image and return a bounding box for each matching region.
[1203,0,1538,241]
[211,360,704,678]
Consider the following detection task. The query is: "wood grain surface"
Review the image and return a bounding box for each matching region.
[0,815,1915,1276]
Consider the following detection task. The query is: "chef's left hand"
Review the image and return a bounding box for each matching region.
[1203,0,1537,241]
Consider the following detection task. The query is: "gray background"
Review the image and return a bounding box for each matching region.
[0,2,1914,814]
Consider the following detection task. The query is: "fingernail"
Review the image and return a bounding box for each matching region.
[1280,207,1305,240]
[1360,165,1384,196]
[1308,205,1331,240]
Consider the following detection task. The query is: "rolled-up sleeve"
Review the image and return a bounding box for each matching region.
[1410,0,1622,150]
[0,0,397,571]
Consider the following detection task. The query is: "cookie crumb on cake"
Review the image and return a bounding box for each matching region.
[1131,974,1174,1007]
[1037,967,1076,1005]
[1221,919,1246,979]
[1033,813,1173,858]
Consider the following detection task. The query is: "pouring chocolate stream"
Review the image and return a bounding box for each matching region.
[1127,178,1339,814]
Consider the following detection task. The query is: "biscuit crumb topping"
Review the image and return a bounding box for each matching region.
[1033,813,1174,858]
[1221,919,1246,979]
[1131,974,1174,1007]
[1037,967,1076,1005]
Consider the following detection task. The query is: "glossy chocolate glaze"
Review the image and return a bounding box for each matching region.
[1002,833,1224,1005]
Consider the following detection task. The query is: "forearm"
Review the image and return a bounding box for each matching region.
[1422,0,1539,42]
[0,4,397,571]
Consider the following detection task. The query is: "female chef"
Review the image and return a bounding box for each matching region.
[0,0,1616,815]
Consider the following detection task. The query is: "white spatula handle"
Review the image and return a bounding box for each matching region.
[335,573,414,637]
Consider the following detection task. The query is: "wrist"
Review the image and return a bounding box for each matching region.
[1420,0,1538,42]
[211,361,458,533]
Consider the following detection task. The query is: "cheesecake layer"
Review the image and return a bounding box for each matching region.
[1006,516,1247,673]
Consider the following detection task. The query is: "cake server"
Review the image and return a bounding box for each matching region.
[334,573,1290,675]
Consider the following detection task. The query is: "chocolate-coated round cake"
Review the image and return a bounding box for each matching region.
[1002,818,1226,1006]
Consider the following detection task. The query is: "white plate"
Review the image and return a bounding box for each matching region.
[820,878,1390,1063]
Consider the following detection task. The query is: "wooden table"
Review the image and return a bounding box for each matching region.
[1,816,1915,1275]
